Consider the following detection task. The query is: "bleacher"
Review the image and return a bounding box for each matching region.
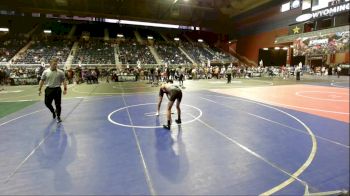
[118,40,156,64]
[13,36,73,65]
[0,20,239,70]
[0,35,28,63]
[211,47,236,62]
[181,42,214,64]
[72,38,115,65]
[154,41,190,65]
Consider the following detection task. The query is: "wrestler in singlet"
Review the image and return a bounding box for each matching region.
[159,84,182,102]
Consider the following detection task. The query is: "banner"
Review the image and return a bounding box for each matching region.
[293,31,349,56]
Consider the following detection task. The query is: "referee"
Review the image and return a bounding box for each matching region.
[38,57,67,123]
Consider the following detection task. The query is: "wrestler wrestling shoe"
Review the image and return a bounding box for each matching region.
[175,119,181,124]
[163,125,170,130]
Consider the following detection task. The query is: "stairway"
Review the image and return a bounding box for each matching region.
[67,25,76,39]
[64,41,79,69]
[183,34,193,43]
[178,46,197,65]
[24,24,39,38]
[148,46,162,64]
[115,44,122,70]
[10,41,33,65]
[104,28,109,41]
[228,47,257,67]
[134,31,143,43]
[159,33,169,42]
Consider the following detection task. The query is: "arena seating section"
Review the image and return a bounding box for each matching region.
[0,35,28,63]
[119,41,156,64]
[73,38,115,65]
[0,20,236,69]
[13,36,73,65]
[154,41,190,65]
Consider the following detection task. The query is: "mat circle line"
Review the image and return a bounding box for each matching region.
[108,103,202,128]
[331,82,350,88]
[295,91,349,102]
[72,86,157,95]
[204,94,317,195]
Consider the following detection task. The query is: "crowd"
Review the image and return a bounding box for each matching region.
[0,36,28,63]
[154,41,190,65]
[73,39,115,65]
[13,36,72,65]
[119,40,156,64]
[181,42,214,64]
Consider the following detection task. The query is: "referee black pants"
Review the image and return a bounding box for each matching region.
[45,87,62,117]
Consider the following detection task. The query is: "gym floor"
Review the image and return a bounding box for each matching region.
[0,76,349,195]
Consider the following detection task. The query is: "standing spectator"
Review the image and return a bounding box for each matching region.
[178,66,184,87]
[35,64,45,84]
[150,67,155,83]
[321,66,325,76]
[226,65,232,83]
[95,67,100,83]
[336,64,341,78]
[0,68,4,90]
[38,57,67,123]
[165,66,170,81]
[75,65,82,84]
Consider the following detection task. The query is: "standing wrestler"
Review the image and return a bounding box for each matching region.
[177,66,184,87]
[38,57,67,123]
[156,80,182,130]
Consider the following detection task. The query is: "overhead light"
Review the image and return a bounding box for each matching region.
[290,45,294,48]
[44,30,52,34]
[283,47,288,50]
[274,47,280,50]
[198,39,203,42]
[0,28,9,32]
[281,2,290,12]
[174,37,180,41]
[119,20,179,29]
[296,13,312,22]
[302,1,311,10]
[263,48,268,50]
[291,0,300,9]
[147,36,153,40]
[105,18,119,23]
[117,34,124,38]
